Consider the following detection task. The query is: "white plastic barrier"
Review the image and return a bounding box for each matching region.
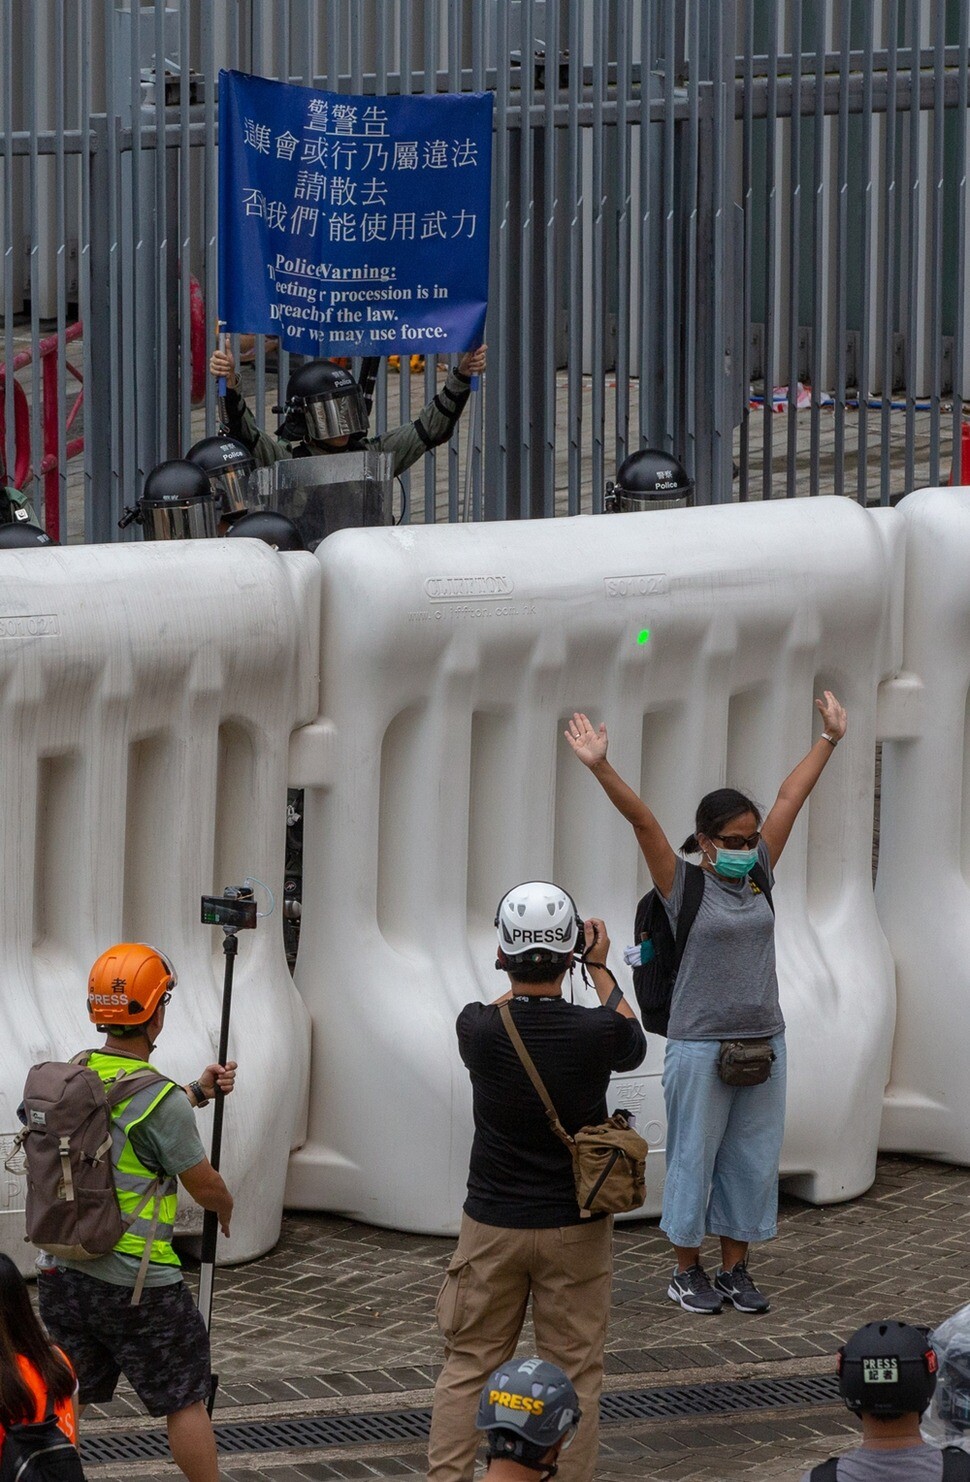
[287,497,900,1234]
[0,540,319,1270]
[876,487,970,1160]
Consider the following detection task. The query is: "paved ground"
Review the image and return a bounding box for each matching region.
[77,1154,970,1481]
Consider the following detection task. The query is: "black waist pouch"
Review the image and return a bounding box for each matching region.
[717,1037,775,1086]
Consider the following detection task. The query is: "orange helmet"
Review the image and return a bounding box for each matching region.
[87,943,177,1027]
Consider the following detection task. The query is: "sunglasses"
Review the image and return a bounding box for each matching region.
[159,990,173,1006]
[712,831,761,851]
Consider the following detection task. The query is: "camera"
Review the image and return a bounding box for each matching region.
[201,885,258,931]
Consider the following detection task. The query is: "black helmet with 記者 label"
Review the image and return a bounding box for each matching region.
[276,359,368,445]
[185,435,255,520]
[837,1321,938,1418]
[476,1357,581,1474]
[119,459,219,540]
[605,448,694,511]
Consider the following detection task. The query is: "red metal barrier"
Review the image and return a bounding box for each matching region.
[190,276,207,405]
[949,420,970,486]
[0,375,31,488]
[0,322,84,542]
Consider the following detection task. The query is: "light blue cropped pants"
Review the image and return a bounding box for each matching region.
[660,1033,787,1249]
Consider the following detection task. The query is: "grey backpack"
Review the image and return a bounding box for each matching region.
[9,1054,166,1260]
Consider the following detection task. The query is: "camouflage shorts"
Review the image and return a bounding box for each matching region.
[38,1268,211,1416]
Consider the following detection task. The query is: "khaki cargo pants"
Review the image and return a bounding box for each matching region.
[427,1212,614,1482]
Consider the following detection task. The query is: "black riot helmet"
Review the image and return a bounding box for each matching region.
[605,448,694,512]
[276,359,369,446]
[225,510,306,552]
[119,459,219,541]
[0,521,57,549]
[185,435,255,520]
[838,1322,938,1419]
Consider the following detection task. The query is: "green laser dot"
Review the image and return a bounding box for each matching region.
[637,629,651,645]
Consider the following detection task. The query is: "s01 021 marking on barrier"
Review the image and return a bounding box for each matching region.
[0,614,60,638]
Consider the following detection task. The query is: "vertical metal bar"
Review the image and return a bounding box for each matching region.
[927,0,945,485]
[79,0,94,534]
[154,0,169,463]
[903,0,921,497]
[683,0,700,487]
[614,0,632,482]
[447,0,462,523]
[275,0,292,437]
[470,0,487,521]
[422,0,438,523]
[638,0,655,452]
[833,0,851,501]
[251,0,266,434]
[662,0,677,454]
[1,0,13,500]
[490,0,511,518]
[565,0,583,515]
[202,0,217,435]
[25,0,42,521]
[856,0,876,503]
[54,0,68,539]
[951,0,969,482]
[738,0,755,501]
[784,0,802,499]
[761,3,779,498]
[372,0,389,450]
[516,0,535,520]
[589,0,606,513]
[179,0,192,449]
[541,0,559,518]
[397,0,414,518]
[879,0,900,506]
[808,0,825,497]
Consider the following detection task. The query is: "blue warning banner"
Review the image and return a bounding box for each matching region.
[218,71,492,358]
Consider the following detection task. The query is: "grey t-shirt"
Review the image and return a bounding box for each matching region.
[661,841,784,1041]
[800,1444,945,1480]
[57,1083,206,1289]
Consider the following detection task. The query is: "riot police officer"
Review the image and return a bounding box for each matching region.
[209,344,486,476]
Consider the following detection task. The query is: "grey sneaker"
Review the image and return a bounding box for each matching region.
[714,1261,770,1313]
[667,1263,724,1314]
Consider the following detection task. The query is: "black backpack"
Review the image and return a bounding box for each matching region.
[809,1448,970,1480]
[0,1412,85,1481]
[631,861,774,1035]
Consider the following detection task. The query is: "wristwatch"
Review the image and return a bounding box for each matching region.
[189,1080,209,1108]
[821,732,838,746]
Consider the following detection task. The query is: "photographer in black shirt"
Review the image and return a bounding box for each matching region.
[427,881,646,1482]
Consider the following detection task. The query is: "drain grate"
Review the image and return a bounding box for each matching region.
[79,1371,842,1465]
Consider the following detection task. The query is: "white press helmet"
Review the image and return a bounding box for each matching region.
[495,882,583,962]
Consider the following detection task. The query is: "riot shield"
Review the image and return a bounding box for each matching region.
[248,451,395,547]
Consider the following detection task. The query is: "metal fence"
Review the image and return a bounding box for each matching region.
[2,1,969,541]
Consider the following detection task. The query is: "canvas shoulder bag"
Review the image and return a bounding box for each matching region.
[498,1003,648,1218]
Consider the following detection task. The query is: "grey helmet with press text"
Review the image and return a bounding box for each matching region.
[476,1357,581,1471]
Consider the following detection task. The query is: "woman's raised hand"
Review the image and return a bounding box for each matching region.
[814,690,847,740]
[565,712,609,767]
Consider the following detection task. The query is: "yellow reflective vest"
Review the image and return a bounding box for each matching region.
[87,1050,181,1270]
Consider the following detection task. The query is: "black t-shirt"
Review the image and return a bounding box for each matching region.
[457,997,647,1228]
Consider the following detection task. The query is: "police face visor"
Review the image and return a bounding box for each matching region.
[302,386,369,442]
[139,493,219,541]
[207,465,254,518]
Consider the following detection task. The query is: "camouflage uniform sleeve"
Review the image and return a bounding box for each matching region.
[221,387,290,468]
[366,369,473,476]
